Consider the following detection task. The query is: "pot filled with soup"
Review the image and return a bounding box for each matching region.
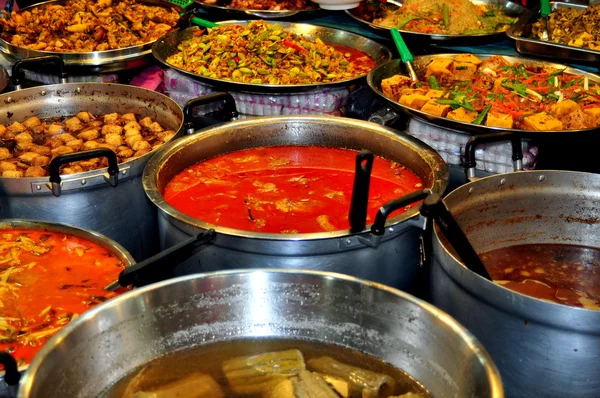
[18,269,503,397]
[429,134,600,397]
[142,114,447,288]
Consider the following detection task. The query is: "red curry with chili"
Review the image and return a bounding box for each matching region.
[164,146,424,234]
[0,229,126,366]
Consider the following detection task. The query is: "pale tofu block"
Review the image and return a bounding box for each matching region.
[451,62,478,81]
[583,107,600,125]
[381,74,413,99]
[550,100,580,119]
[0,148,11,160]
[425,58,454,80]
[399,94,430,110]
[485,112,514,129]
[454,54,483,65]
[425,90,444,99]
[447,107,479,123]
[522,113,564,131]
[23,116,41,128]
[18,152,40,165]
[400,88,427,97]
[421,100,452,117]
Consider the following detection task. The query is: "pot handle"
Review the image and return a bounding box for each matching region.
[371,188,432,236]
[106,229,217,290]
[183,92,239,134]
[464,132,524,181]
[0,352,21,386]
[48,148,119,197]
[12,55,67,90]
[349,151,374,233]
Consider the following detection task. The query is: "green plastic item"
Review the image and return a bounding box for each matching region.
[540,0,551,17]
[168,0,195,9]
[391,28,413,63]
[191,17,218,28]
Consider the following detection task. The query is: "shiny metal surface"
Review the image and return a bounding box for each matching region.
[0,66,7,92]
[20,269,503,398]
[143,116,447,288]
[346,0,525,45]
[0,0,182,73]
[507,2,600,64]
[368,55,600,136]
[194,0,319,19]
[429,170,600,398]
[0,83,184,260]
[152,21,392,94]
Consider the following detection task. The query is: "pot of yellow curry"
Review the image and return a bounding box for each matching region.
[367,53,600,135]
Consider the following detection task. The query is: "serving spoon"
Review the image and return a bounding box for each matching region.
[390,28,418,82]
[540,0,552,41]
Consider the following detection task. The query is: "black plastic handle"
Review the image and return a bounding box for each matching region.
[371,188,431,236]
[0,352,20,386]
[464,132,524,169]
[12,55,67,88]
[420,193,492,281]
[183,92,239,133]
[2,0,15,15]
[349,151,374,233]
[48,148,119,197]
[117,229,217,288]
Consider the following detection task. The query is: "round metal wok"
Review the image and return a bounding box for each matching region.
[152,20,392,94]
[345,0,526,46]
[0,0,182,73]
[194,0,319,19]
[367,54,600,137]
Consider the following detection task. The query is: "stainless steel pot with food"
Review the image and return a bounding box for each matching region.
[0,57,184,260]
[429,134,600,398]
[18,269,503,398]
[142,115,448,289]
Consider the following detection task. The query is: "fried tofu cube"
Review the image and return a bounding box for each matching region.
[0,161,17,172]
[123,121,141,132]
[24,166,46,177]
[78,128,100,141]
[425,58,454,81]
[31,155,50,167]
[23,116,41,128]
[62,165,84,175]
[0,125,6,138]
[399,94,430,110]
[30,145,51,156]
[486,112,514,129]
[381,75,413,99]
[425,90,444,99]
[83,141,100,150]
[420,100,452,117]
[120,113,137,123]
[64,117,82,132]
[147,122,164,134]
[8,122,25,133]
[117,148,134,158]
[551,100,580,119]
[125,134,143,147]
[51,146,75,157]
[16,142,35,151]
[2,170,23,178]
[18,152,40,165]
[451,62,478,81]
[522,113,564,131]
[59,133,77,143]
[76,111,94,122]
[447,107,479,123]
[0,148,11,160]
[157,130,176,142]
[454,54,483,65]
[139,117,153,128]
[105,134,123,147]
[102,125,123,135]
[103,113,119,124]
[583,107,600,125]
[46,123,64,135]
[132,140,151,152]
[66,139,83,151]
[14,132,33,143]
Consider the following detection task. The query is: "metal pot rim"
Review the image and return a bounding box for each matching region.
[434,170,600,327]
[0,82,184,184]
[19,268,503,397]
[143,115,448,240]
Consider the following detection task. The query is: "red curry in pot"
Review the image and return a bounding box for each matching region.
[163,146,424,234]
[0,228,127,366]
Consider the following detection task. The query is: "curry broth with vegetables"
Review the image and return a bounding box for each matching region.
[106,339,430,398]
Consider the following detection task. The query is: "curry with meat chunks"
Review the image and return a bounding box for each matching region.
[381,54,600,131]
[0,0,179,52]
[530,4,600,51]
[0,228,127,366]
[163,146,424,234]
[0,112,174,178]
[166,21,375,85]
[106,339,430,397]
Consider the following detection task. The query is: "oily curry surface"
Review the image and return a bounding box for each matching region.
[0,229,126,366]
[164,146,424,234]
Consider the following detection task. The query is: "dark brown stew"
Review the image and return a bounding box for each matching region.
[480,244,600,310]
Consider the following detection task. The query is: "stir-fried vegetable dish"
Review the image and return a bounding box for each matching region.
[164,146,423,234]
[0,0,179,52]
[166,21,375,85]
[111,339,430,397]
[531,4,600,51]
[0,228,126,366]
[0,112,174,178]
[381,54,600,131]
[364,0,516,35]
[200,0,316,11]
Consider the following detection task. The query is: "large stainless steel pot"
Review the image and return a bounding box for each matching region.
[143,116,448,288]
[0,58,184,260]
[19,269,504,398]
[429,139,600,397]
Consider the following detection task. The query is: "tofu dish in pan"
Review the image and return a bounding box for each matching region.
[381,54,600,131]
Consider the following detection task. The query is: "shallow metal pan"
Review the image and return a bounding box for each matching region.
[194,0,319,19]
[507,2,600,65]
[345,0,525,46]
[367,54,600,137]
[0,0,182,73]
[152,20,392,94]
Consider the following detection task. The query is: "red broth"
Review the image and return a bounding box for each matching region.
[163,146,424,234]
[0,229,127,366]
[480,244,600,310]
[332,44,375,71]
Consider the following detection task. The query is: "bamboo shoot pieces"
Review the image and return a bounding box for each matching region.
[129,373,225,398]
[265,370,340,398]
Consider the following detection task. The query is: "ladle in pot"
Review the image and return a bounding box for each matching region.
[349,150,374,233]
[390,28,418,82]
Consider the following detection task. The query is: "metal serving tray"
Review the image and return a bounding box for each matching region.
[507,2,600,65]
[194,0,319,19]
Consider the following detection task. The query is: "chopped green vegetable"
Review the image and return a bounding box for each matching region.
[442,4,450,28]
[397,15,420,29]
[473,104,492,125]
[456,66,468,70]
[429,75,440,90]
